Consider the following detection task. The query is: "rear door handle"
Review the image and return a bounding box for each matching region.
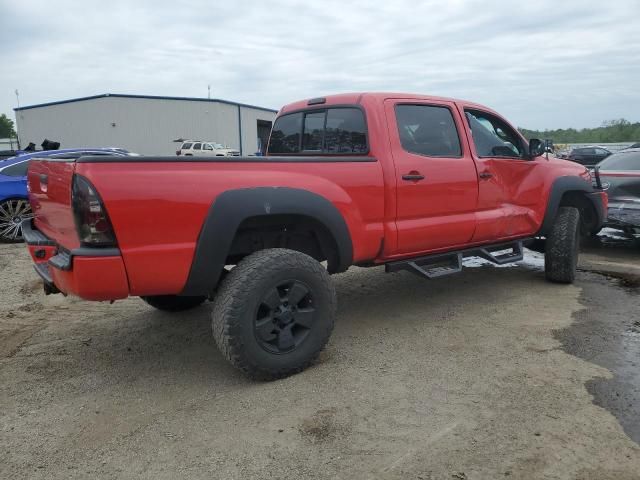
[479,171,493,179]
[402,173,425,181]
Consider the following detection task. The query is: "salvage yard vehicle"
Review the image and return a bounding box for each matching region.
[0,148,135,242]
[567,146,612,167]
[596,148,640,237]
[23,92,607,380]
[176,141,240,157]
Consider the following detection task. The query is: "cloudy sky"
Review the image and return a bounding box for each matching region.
[1,0,639,130]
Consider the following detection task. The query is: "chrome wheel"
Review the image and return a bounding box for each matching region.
[0,199,34,242]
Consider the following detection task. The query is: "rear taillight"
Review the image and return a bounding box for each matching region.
[71,175,117,247]
[176,150,181,155]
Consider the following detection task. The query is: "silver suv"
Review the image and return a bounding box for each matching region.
[176,141,240,157]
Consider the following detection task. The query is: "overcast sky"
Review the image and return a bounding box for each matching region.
[1,0,638,130]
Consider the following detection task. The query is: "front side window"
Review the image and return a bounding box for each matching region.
[395,105,462,157]
[465,110,524,158]
[268,107,367,155]
[599,151,640,170]
[1,160,29,177]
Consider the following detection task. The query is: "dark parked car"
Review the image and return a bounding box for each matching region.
[622,142,640,150]
[597,148,640,237]
[568,146,612,166]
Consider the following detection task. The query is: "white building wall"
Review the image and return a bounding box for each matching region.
[15,96,276,156]
[240,107,276,155]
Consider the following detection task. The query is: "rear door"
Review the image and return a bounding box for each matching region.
[191,143,203,156]
[385,99,478,254]
[461,108,544,241]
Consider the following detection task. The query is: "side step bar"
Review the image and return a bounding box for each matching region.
[385,240,526,279]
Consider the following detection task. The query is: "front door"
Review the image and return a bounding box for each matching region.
[385,99,479,255]
[460,107,545,241]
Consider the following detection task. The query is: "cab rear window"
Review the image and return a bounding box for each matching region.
[268,107,368,155]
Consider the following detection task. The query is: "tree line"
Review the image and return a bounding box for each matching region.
[519,119,640,143]
[0,114,17,138]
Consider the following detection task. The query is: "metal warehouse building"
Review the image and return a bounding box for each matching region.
[14,94,278,156]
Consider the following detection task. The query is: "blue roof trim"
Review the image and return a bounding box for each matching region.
[14,93,278,113]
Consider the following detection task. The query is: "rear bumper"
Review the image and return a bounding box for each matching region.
[23,220,129,301]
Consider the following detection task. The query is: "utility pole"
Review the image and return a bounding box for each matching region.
[14,89,21,148]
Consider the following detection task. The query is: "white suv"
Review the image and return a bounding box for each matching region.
[176,141,240,157]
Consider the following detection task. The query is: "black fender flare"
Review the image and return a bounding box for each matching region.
[538,176,606,236]
[181,187,353,296]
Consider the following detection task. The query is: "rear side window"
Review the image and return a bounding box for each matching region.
[181,142,193,150]
[193,143,202,150]
[1,160,29,177]
[325,108,368,153]
[395,105,461,157]
[268,107,367,155]
[599,151,640,170]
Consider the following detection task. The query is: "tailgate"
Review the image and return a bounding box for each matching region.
[27,159,80,250]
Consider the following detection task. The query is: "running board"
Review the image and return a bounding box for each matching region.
[385,240,526,279]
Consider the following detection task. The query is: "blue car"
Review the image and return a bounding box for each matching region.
[0,148,134,242]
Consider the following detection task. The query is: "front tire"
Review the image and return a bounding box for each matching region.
[545,207,580,283]
[141,295,207,311]
[211,248,336,380]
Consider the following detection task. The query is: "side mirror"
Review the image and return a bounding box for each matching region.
[528,138,545,158]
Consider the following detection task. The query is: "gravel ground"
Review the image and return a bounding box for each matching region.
[1,242,639,480]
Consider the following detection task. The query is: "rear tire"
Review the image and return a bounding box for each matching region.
[141,295,207,312]
[545,207,580,283]
[211,248,336,380]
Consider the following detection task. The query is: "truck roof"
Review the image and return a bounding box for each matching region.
[279,92,490,115]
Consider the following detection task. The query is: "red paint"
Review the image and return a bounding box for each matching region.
[26,92,598,301]
[49,256,129,301]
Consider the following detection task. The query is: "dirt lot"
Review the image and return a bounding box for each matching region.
[1,240,639,480]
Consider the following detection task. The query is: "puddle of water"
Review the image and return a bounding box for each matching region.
[555,273,640,445]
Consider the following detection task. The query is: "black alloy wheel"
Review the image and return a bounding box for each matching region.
[254,280,316,354]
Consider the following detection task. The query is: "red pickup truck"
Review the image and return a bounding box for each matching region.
[23,92,607,380]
